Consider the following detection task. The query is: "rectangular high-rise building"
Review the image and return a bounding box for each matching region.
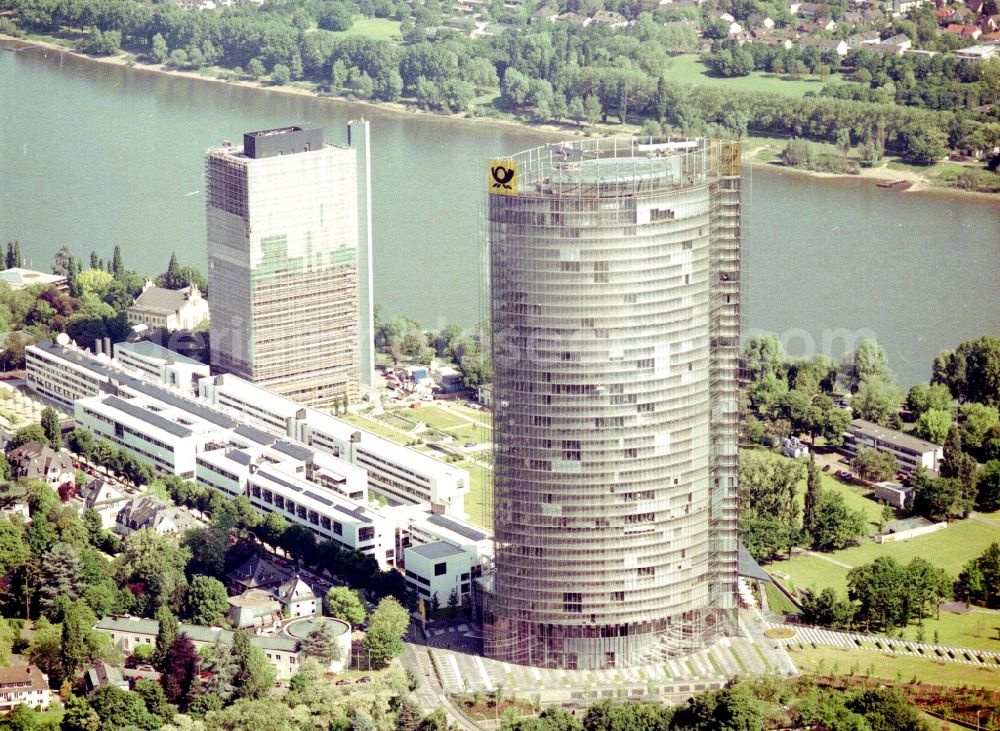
[206,123,371,406]
[483,137,741,670]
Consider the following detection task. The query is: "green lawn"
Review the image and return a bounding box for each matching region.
[772,517,1000,597]
[664,54,845,97]
[328,17,402,41]
[458,460,492,529]
[764,581,800,616]
[789,645,1000,690]
[895,609,1000,651]
[406,405,467,430]
[339,413,413,445]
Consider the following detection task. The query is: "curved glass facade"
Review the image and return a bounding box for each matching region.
[483,138,741,669]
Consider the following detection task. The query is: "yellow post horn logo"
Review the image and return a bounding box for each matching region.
[489,160,518,196]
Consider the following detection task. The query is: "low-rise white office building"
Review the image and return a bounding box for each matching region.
[842,419,943,474]
[199,374,469,516]
[113,341,210,393]
[404,540,473,603]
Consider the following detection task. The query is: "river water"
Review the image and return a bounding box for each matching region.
[1,44,998,385]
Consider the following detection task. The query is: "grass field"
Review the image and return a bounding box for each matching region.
[895,610,1000,651]
[764,581,800,615]
[458,460,491,528]
[340,413,413,446]
[408,405,467,430]
[772,517,999,594]
[328,17,402,41]
[664,54,845,97]
[788,645,1000,690]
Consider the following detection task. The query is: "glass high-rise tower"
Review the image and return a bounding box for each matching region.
[483,137,741,670]
[206,123,373,406]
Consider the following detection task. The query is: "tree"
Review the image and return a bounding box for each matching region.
[10,423,49,449]
[670,685,760,731]
[811,492,867,551]
[186,575,228,626]
[325,586,367,626]
[271,63,291,85]
[201,635,237,705]
[40,542,85,615]
[151,33,169,64]
[153,607,179,673]
[246,58,265,80]
[134,678,173,723]
[61,693,101,731]
[363,596,409,668]
[231,628,274,700]
[1,331,27,370]
[976,460,1000,512]
[162,633,199,710]
[843,339,894,393]
[800,587,854,628]
[40,406,61,450]
[852,376,903,427]
[848,687,928,731]
[933,337,1000,408]
[906,383,953,418]
[60,601,95,680]
[939,424,977,495]
[117,529,189,614]
[88,685,153,730]
[959,403,999,455]
[913,473,972,522]
[913,408,951,444]
[584,94,602,128]
[803,461,822,538]
[905,556,951,624]
[299,622,342,665]
[111,246,124,279]
[851,448,898,482]
[847,556,909,631]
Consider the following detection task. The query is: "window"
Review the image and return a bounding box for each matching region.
[638,566,655,577]
[610,591,625,601]
[358,526,374,542]
[333,521,343,536]
[434,562,447,576]
[563,592,582,613]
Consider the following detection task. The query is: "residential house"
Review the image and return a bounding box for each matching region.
[127,281,209,333]
[78,479,130,529]
[866,41,908,55]
[954,41,1000,59]
[275,576,319,619]
[797,36,850,55]
[115,496,199,536]
[226,555,293,595]
[849,30,882,47]
[883,32,912,48]
[84,662,129,698]
[7,442,74,488]
[590,9,628,26]
[932,6,955,25]
[227,588,283,631]
[529,6,558,23]
[0,666,50,714]
[797,2,824,19]
[780,436,809,459]
[945,23,982,38]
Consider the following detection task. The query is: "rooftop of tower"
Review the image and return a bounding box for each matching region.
[494,137,739,199]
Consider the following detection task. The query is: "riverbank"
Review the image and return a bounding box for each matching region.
[3,32,998,201]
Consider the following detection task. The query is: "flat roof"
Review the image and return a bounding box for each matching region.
[407,540,467,560]
[115,340,205,367]
[426,514,487,542]
[849,419,940,453]
[101,395,194,439]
